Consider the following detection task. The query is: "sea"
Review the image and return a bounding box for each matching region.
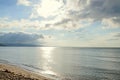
[0,47,120,80]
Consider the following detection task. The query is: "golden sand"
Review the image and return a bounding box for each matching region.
[0,64,52,80]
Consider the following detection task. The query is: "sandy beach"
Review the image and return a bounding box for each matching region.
[0,64,51,80]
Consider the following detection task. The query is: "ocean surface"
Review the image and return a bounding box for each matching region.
[0,47,120,80]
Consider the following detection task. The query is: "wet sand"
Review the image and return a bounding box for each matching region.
[0,64,51,80]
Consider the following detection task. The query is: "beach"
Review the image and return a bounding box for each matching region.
[0,64,51,80]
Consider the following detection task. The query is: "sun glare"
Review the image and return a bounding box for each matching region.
[37,0,63,18]
[41,47,55,54]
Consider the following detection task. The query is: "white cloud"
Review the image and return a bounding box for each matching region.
[17,0,31,6]
[0,18,90,30]
[0,19,44,30]
[102,17,120,29]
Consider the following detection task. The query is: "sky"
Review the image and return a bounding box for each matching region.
[0,0,120,47]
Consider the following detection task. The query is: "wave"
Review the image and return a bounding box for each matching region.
[0,59,10,64]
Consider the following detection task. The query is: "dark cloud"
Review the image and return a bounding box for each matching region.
[0,32,44,44]
[63,0,67,4]
[45,0,120,29]
[78,0,120,18]
[54,19,71,26]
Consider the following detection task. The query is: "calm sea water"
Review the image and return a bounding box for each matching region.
[0,47,120,80]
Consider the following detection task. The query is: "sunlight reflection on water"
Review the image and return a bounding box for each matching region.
[40,47,57,76]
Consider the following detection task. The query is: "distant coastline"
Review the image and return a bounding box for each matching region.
[0,43,42,47]
[0,44,120,49]
[0,43,6,46]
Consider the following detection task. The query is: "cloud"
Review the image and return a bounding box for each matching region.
[0,19,45,30]
[30,0,120,29]
[78,0,120,18]
[114,33,120,37]
[84,32,120,47]
[0,18,88,30]
[1,0,120,31]
[102,18,120,29]
[79,0,120,28]
[107,38,119,41]
[17,0,31,6]
[0,31,55,46]
[0,32,45,44]
[106,32,120,41]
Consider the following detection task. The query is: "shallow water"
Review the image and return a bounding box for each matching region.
[0,47,120,80]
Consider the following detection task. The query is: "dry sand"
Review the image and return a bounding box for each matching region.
[0,64,52,80]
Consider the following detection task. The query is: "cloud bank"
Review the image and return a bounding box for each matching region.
[0,32,45,45]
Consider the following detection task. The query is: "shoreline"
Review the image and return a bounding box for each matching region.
[0,63,52,80]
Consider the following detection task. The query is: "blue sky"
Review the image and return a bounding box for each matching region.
[0,0,120,47]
